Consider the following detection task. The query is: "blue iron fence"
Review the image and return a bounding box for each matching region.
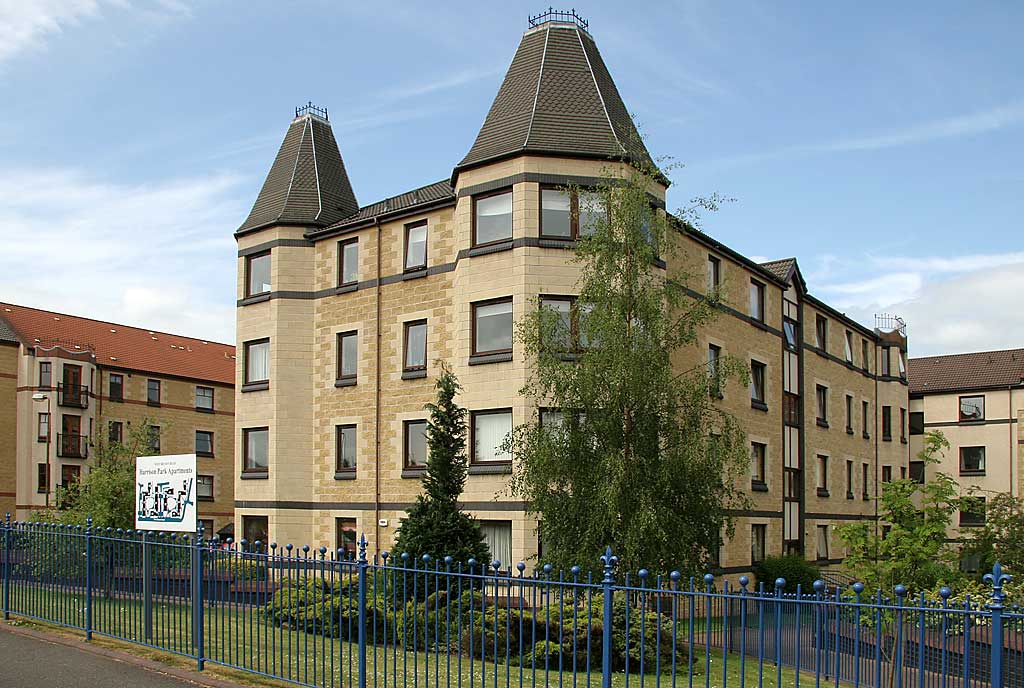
[1,515,1020,688]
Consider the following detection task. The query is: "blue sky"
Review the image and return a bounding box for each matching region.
[1,1,1021,356]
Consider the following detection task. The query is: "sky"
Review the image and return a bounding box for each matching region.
[0,1,1021,357]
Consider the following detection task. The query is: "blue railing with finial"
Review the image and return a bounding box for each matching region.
[528,7,588,30]
[1,517,1022,688]
[296,101,329,121]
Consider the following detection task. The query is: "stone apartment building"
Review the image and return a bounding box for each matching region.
[0,303,236,535]
[908,348,1024,542]
[232,12,909,573]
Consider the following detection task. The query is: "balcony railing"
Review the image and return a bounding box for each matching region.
[57,433,89,459]
[57,383,89,409]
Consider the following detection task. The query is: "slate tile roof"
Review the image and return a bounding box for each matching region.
[908,348,1024,395]
[0,303,235,385]
[759,258,797,282]
[237,114,359,234]
[319,180,455,233]
[0,316,16,344]
[455,22,654,175]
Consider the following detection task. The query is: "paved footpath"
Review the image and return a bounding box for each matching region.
[0,624,245,688]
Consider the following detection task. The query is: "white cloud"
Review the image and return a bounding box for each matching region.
[0,167,244,344]
[809,252,1024,357]
[0,0,101,65]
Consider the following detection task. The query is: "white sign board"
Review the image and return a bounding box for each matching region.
[135,453,198,532]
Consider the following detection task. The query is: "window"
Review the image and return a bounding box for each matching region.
[846,460,854,499]
[473,189,512,246]
[39,361,52,388]
[403,321,427,373]
[147,425,160,453]
[881,347,891,376]
[749,280,765,322]
[862,463,869,499]
[108,421,123,444]
[60,465,80,489]
[815,315,827,350]
[243,427,269,473]
[816,455,829,495]
[909,411,925,435]
[959,395,985,422]
[816,525,829,561]
[751,442,767,488]
[909,460,925,484]
[242,516,268,548]
[862,340,870,371]
[199,519,214,536]
[339,238,359,286]
[540,187,571,238]
[960,497,986,527]
[959,446,986,475]
[844,331,853,363]
[195,386,214,412]
[784,392,800,426]
[882,406,892,441]
[882,465,892,483]
[783,318,798,349]
[403,420,428,470]
[898,350,907,379]
[750,361,766,407]
[577,191,605,236]
[708,345,722,397]
[479,520,513,568]
[862,400,870,438]
[472,410,512,464]
[707,255,721,292]
[37,464,49,493]
[336,331,358,383]
[337,518,357,559]
[472,298,513,356]
[539,296,574,351]
[751,524,766,564]
[404,220,427,271]
[195,430,214,457]
[815,385,828,426]
[146,379,160,406]
[900,408,907,442]
[246,251,271,297]
[37,412,49,442]
[244,339,269,385]
[845,395,854,433]
[336,424,356,474]
[197,475,214,501]
[109,373,124,402]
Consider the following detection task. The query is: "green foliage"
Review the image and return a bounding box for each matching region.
[961,491,1024,573]
[508,162,749,577]
[838,431,969,595]
[393,364,489,568]
[752,555,819,593]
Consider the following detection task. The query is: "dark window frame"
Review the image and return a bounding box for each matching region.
[909,411,925,436]
[750,359,767,407]
[403,419,429,471]
[146,379,161,407]
[39,361,52,388]
[900,408,907,442]
[751,523,767,565]
[336,424,357,474]
[195,385,214,412]
[245,250,272,298]
[845,394,854,433]
[470,408,513,465]
[845,459,854,499]
[37,464,49,493]
[37,412,49,442]
[108,373,124,402]
[862,462,870,499]
[844,330,854,363]
[336,331,358,384]
[862,400,871,439]
[960,496,986,527]
[815,384,829,427]
[862,340,870,372]
[707,254,721,291]
[147,424,161,453]
[539,185,607,240]
[882,405,892,441]
[108,420,123,444]
[881,347,891,376]
[336,517,358,559]
[242,427,269,474]
[403,320,428,373]
[959,446,986,475]
[471,188,513,248]
[195,430,214,457]
[708,344,723,398]
[959,394,985,422]
[816,454,829,492]
[749,279,765,323]
[243,338,270,385]
[338,237,359,287]
[404,219,428,271]
[471,297,514,357]
[751,442,767,489]
[815,315,828,351]
[196,474,214,501]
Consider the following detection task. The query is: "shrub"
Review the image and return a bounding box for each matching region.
[753,555,819,593]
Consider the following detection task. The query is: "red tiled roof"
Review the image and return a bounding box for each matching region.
[0,302,235,385]
[908,348,1024,395]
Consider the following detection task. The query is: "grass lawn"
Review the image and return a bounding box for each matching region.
[6,583,808,688]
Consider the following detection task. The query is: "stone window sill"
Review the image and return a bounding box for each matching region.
[751,400,768,412]
[468,463,512,475]
[240,472,268,480]
[335,378,357,388]
[751,481,768,493]
[334,471,356,481]
[241,381,269,393]
[402,369,427,380]
[469,352,513,366]
[817,488,830,498]
[401,468,426,479]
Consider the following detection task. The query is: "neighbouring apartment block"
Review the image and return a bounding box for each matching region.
[908,348,1024,542]
[0,303,236,535]
[232,12,909,574]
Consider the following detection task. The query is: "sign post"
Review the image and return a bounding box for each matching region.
[135,454,198,644]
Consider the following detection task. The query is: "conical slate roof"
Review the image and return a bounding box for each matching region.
[454,20,655,178]
[237,112,359,234]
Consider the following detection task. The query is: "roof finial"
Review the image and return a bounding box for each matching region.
[295,101,329,121]
[528,7,588,30]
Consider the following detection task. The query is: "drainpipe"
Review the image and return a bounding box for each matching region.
[873,343,880,563]
[1010,385,1015,498]
[373,216,383,554]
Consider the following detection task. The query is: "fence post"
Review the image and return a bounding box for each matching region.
[985,561,1011,688]
[192,523,205,672]
[84,517,93,640]
[357,534,369,688]
[600,546,618,688]
[3,513,10,621]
